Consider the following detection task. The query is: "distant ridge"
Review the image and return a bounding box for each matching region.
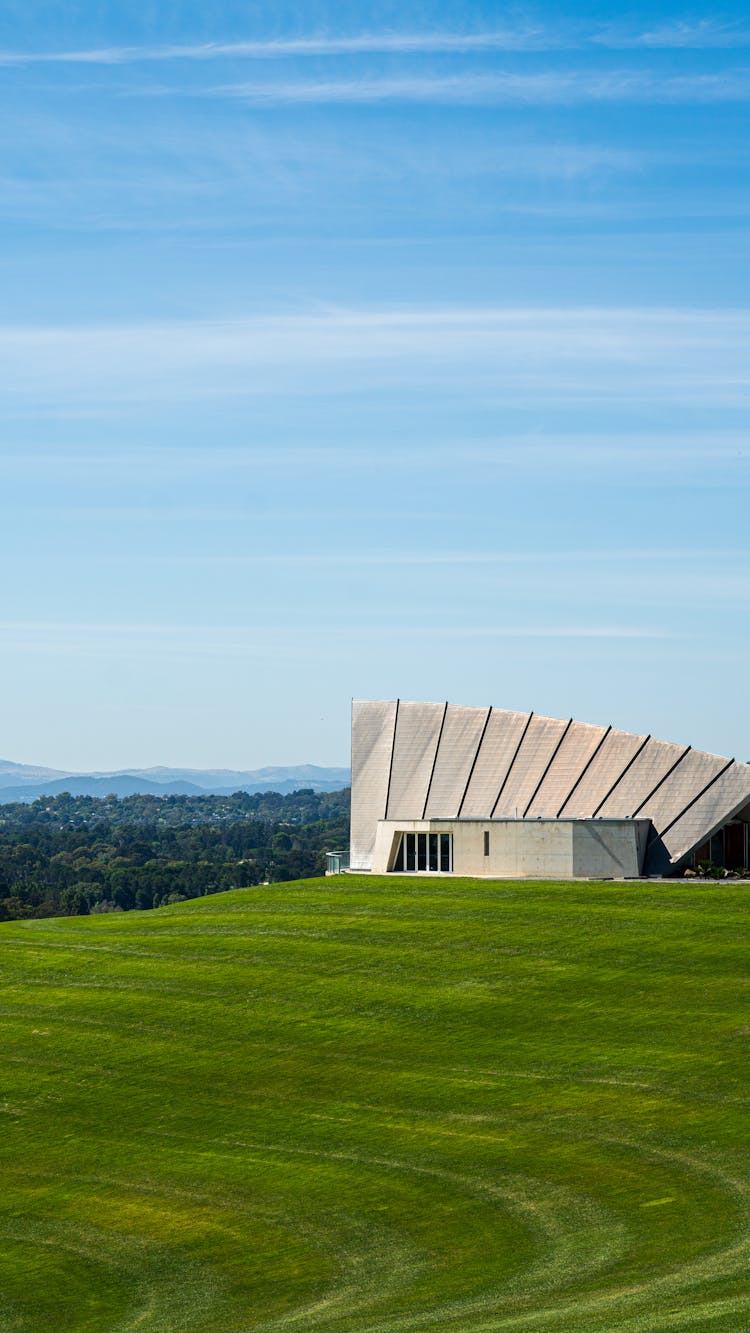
[0,759,68,781]
[0,763,350,805]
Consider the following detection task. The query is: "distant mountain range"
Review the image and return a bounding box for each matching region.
[0,760,350,805]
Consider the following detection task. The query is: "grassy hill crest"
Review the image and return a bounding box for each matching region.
[1,876,748,1330]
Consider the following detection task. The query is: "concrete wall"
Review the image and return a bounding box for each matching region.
[371,818,648,879]
[572,820,651,878]
[349,700,397,872]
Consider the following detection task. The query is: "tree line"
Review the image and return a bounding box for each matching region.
[0,788,350,920]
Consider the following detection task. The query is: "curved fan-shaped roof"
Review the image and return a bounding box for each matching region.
[350,700,750,875]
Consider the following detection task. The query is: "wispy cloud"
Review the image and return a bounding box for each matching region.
[1,435,747,476]
[1,434,746,493]
[2,303,748,348]
[0,31,553,65]
[0,306,747,408]
[598,19,750,50]
[202,69,750,107]
[0,21,748,66]
[0,622,675,656]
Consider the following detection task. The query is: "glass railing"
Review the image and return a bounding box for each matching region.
[325,850,350,874]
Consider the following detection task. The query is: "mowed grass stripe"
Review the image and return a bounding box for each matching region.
[0,876,748,1331]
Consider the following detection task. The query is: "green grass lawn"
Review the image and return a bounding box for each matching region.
[0,876,748,1332]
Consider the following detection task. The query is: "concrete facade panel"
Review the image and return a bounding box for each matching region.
[571,821,646,878]
[559,729,647,817]
[635,749,729,831]
[424,704,490,818]
[493,714,570,818]
[460,709,530,818]
[386,700,446,820]
[349,699,398,871]
[596,737,687,818]
[525,721,609,818]
[653,762,750,869]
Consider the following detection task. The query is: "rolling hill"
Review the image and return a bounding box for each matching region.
[0,876,748,1330]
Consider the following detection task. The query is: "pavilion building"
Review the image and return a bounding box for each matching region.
[348,700,750,879]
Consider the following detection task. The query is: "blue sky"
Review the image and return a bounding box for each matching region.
[1,1,749,770]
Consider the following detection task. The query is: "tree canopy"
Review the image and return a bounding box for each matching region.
[0,788,350,920]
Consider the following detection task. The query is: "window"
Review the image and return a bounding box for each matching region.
[417,833,427,871]
[483,830,490,857]
[440,834,451,871]
[391,832,452,872]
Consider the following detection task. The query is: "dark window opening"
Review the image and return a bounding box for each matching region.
[483,830,490,856]
[417,833,427,870]
[710,830,725,866]
[691,823,749,871]
[440,833,451,871]
[725,822,748,869]
[391,832,452,873]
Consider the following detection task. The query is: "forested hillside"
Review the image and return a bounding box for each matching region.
[0,789,349,920]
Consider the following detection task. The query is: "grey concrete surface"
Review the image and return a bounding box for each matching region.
[385,700,446,820]
[460,708,531,817]
[493,714,570,817]
[424,704,490,818]
[596,737,688,818]
[525,720,609,818]
[559,728,648,817]
[572,820,650,878]
[349,699,397,872]
[635,748,729,830]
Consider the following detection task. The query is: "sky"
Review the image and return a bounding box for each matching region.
[1,1,749,770]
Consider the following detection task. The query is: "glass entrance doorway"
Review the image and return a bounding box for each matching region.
[390,832,452,873]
